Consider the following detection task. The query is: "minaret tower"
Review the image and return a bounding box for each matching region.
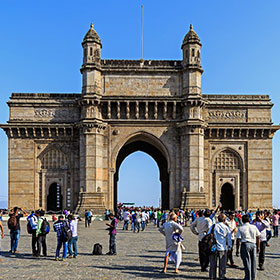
[81,23,102,96]
[181,24,203,96]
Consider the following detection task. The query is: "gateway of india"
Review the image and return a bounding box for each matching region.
[1,24,278,213]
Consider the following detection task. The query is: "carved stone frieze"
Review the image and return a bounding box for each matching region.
[206,110,247,122]
[34,108,77,120]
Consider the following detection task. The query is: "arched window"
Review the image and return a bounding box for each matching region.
[214,149,240,170]
[90,47,93,56]
[192,49,195,56]
[41,149,68,169]
[197,50,200,58]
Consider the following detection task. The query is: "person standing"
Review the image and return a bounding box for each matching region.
[0,219,4,262]
[236,214,260,280]
[226,212,238,267]
[68,214,78,258]
[252,212,269,270]
[264,211,272,246]
[122,209,130,231]
[36,210,47,257]
[190,209,213,272]
[209,213,232,280]
[29,210,40,256]
[271,210,279,237]
[159,213,184,273]
[53,215,68,261]
[106,213,118,255]
[8,207,27,254]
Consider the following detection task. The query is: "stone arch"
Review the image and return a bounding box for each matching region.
[112,131,171,210]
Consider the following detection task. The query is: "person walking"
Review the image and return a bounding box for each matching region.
[190,209,213,272]
[0,219,4,262]
[236,214,260,280]
[271,210,279,237]
[226,212,238,267]
[159,213,184,273]
[8,207,27,254]
[53,215,68,261]
[36,210,47,257]
[68,214,78,258]
[122,209,130,231]
[252,212,269,271]
[209,213,232,280]
[106,213,118,255]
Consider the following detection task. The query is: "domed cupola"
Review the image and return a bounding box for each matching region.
[81,23,102,67]
[181,24,202,68]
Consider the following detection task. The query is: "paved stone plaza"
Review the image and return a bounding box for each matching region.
[0,220,279,279]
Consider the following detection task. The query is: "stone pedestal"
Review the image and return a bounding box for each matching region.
[75,191,105,214]
[180,191,207,210]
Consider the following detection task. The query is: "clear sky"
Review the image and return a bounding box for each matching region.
[0,0,280,208]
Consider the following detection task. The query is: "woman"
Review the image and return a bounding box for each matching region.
[159,212,184,273]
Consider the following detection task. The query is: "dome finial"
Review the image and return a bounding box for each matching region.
[90,22,94,29]
[190,24,193,30]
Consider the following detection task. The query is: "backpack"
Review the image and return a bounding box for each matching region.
[41,218,50,235]
[62,221,72,242]
[27,220,33,234]
[200,224,216,255]
[92,243,103,255]
[8,215,17,230]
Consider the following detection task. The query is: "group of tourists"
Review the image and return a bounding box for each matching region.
[0,205,279,280]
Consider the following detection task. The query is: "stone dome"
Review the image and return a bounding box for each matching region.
[181,24,201,48]
[83,23,101,45]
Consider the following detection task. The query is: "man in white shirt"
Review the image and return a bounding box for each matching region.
[209,213,232,280]
[190,209,212,272]
[122,210,130,231]
[236,214,260,280]
[226,212,238,267]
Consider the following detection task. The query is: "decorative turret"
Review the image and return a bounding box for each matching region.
[181,24,203,96]
[181,24,202,68]
[81,23,102,96]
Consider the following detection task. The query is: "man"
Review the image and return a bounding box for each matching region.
[28,210,40,256]
[0,219,4,261]
[36,210,47,257]
[85,209,92,228]
[271,210,279,237]
[106,213,118,255]
[209,213,232,280]
[53,215,68,261]
[159,213,184,273]
[122,209,130,230]
[190,209,213,272]
[68,214,79,258]
[252,212,269,270]
[8,207,27,254]
[226,212,238,267]
[236,214,260,280]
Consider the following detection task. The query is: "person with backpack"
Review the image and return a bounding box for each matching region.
[67,214,78,258]
[53,215,71,261]
[0,219,4,261]
[8,206,27,254]
[28,210,40,256]
[36,210,49,257]
[106,213,118,255]
[208,213,232,280]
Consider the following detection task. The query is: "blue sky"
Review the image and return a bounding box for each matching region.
[0,0,280,208]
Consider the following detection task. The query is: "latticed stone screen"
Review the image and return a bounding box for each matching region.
[41,149,68,169]
[214,150,240,170]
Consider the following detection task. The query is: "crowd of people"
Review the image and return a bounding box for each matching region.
[0,205,279,280]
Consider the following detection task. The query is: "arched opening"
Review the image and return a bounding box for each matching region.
[114,140,169,211]
[220,183,234,211]
[47,183,63,212]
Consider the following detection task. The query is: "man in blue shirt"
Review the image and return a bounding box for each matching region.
[53,215,68,261]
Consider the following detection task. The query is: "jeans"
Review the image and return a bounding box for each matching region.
[259,241,266,268]
[273,225,278,237]
[123,220,129,230]
[266,230,272,244]
[241,242,257,280]
[37,234,47,256]
[56,237,68,259]
[227,239,235,265]
[10,229,20,252]
[141,221,146,231]
[32,231,38,255]
[209,250,227,279]
[198,241,209,270]
[109,234,116,254]
[68,236,78,256]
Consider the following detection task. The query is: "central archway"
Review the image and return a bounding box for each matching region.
[114,140,169,211]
